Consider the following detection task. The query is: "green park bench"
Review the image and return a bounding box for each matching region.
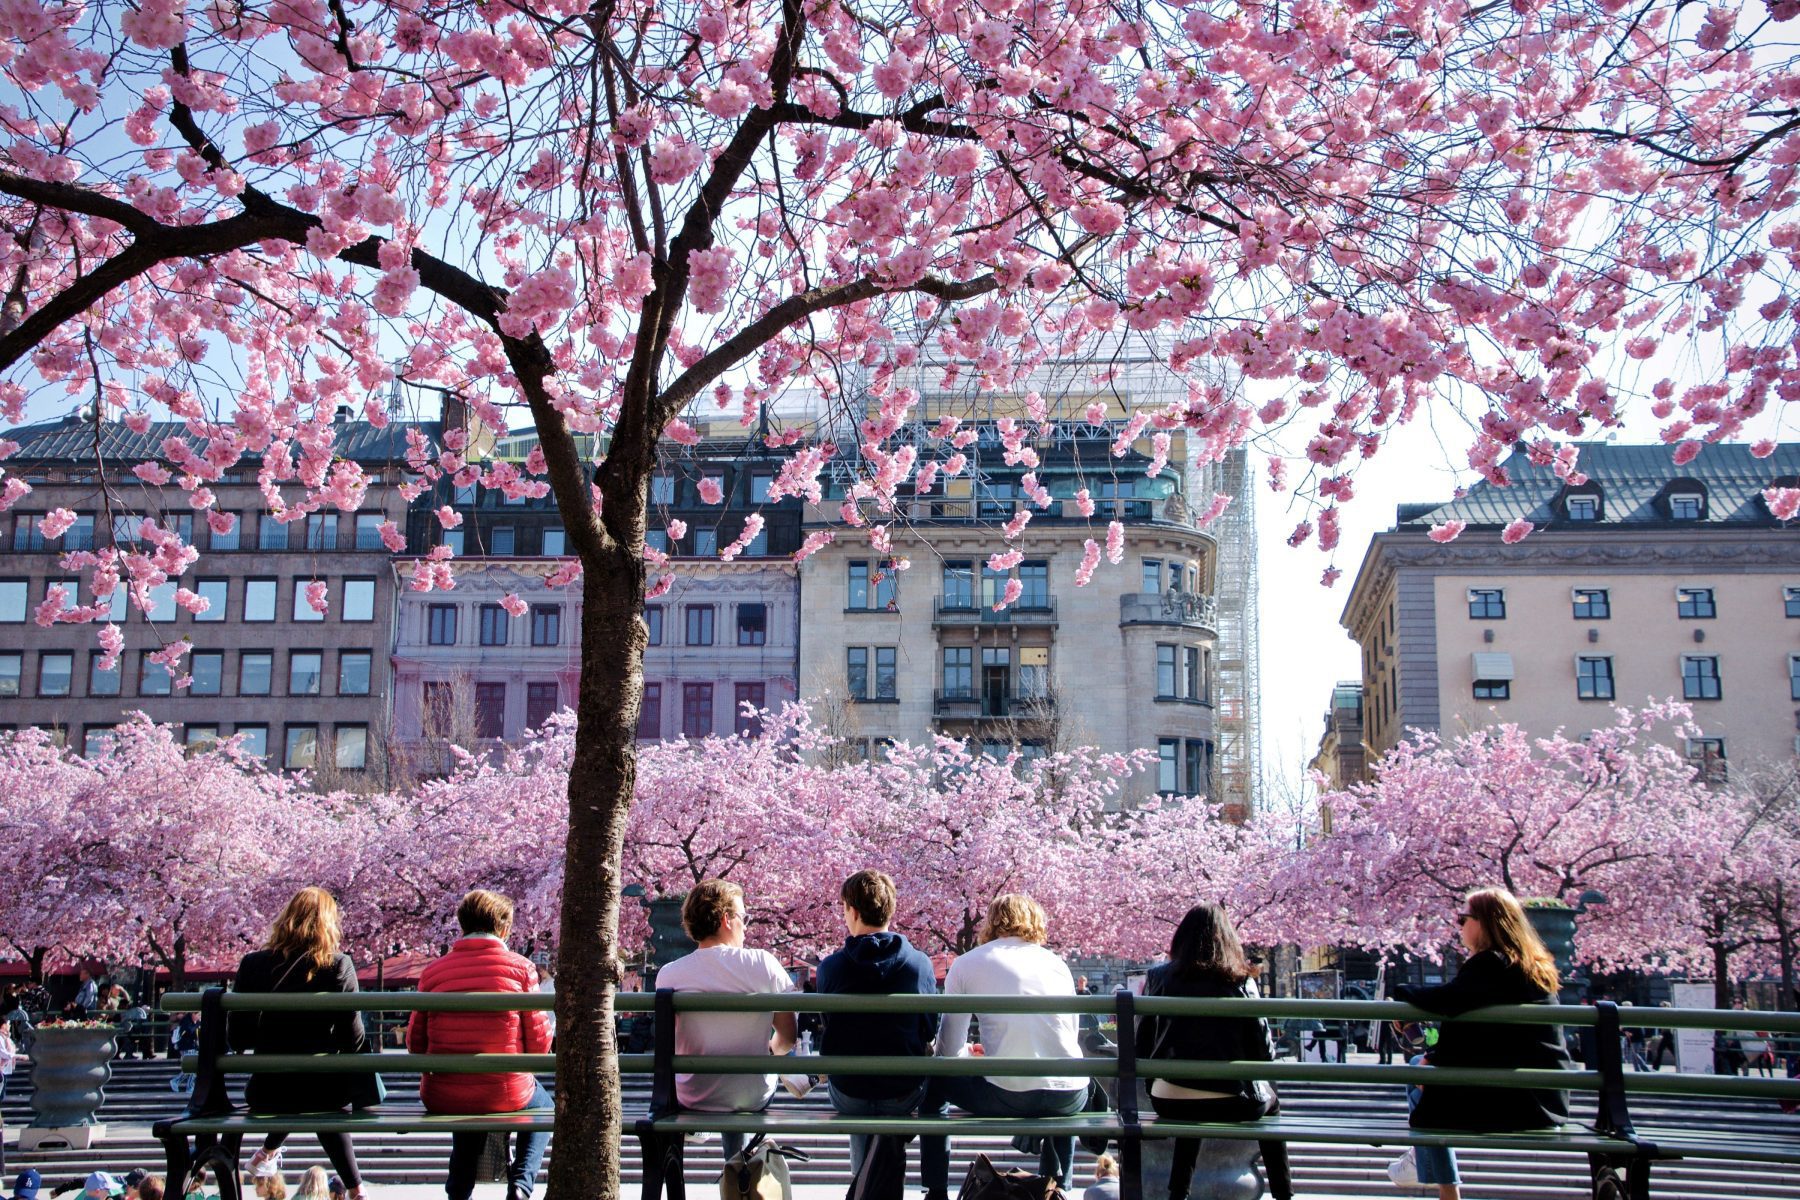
[154,988,1800,1200]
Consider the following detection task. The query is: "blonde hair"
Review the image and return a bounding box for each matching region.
[457,889,515,937]
[683,879,744,941]
[265,887,342,971]
[1093,1154,1119,1180]
[293,1169,329,1200]
[253,1177,286,1200]
[1467,887,1560,995]
[980,893,1048,945]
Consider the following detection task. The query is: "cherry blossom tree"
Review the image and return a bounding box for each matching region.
[7,1,1800,1192]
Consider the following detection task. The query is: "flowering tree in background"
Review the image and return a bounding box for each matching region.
[7,0,1800,1191]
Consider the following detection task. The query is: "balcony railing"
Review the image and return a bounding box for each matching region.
[932,689,1059,718]
[1119,589,1218,635]
[932,597,1059,626]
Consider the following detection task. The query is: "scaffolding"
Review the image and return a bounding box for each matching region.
[1196,446,1262,818]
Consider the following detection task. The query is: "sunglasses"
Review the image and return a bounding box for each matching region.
[1456,912,1475,926]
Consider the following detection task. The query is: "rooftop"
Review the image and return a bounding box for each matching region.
[6,413,441,467]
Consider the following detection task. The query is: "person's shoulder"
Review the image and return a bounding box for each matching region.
[747,946,795,987]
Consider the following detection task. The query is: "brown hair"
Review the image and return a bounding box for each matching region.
[138,1180,164,1200]
[265,887,341,971]
[457,889,515,937]
[682,879,743,941]
[253,1177,286,1200]
[1167,902,1256,985]
[980,893,1048,945]
[1466,887,1560,995]
[841,870,897,928]
[1093,1154,1119,1181]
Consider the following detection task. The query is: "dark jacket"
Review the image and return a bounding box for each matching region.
[228,949,365,1113]
[816,931,939,1100]
[1133,964,1275,1102]
[1395,949,1572,1132]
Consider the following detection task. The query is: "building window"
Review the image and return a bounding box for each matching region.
[693,528,717,557]
[83,726,116,757]
[1156,644,1178,698]
[305,514,337,550]
[638,682,662,740]
[339,650,371,696]
[354,513,385,550]
[1468,588,1505,619]
[735,682,766,737]
[846,646,897,701]
[750,473,773,503]
[161,513,195,544]
[875,647,897,699]
[194,578,228,622]
[542,527,566,556]
[0,579,26,622]
[185,725,219,751]
[847,646,868,699]
[136,652,172,697]
[527,682,560,729]
[682,682,714,738]
[1566,494,1600,521]
[146,582,177,623]
[258,514,289,550]
[240,652,273,696]
[491,525,515,556]
[1572,588,1610,619]
[1018,562,1050,609]
[111,515,139,547]
[1790,654,1800,702]
[1183,646,1202,701]
[651,475,675,505]
[1681,655,1721,700]
[1787,586,1800,618]
[474,682,506,739]
[442,528,464,555]
[1473,678,1510,700]
[428,604,458,645]
[1669,492,1704,521]
[943,647,972,697]
[342,578,375,622]
[335,725,368,770]
[1158,738,1179,794]
[87,652,118,697]
[421,681,456,738]
[189,651,223,696]
[646,530,669,554]
[289,651,323,696]
[742,522,769,556]
[531,605,560,646]
[1184,740,1207,795]
[1576,656,1615,700]
[1142,559,1163,595]
[646,605,663,646]
[235,724,269,758]
[685,604,715,646]
[39,652,72,698]
[284,725,318,769]
[292,580,327,622]
[64,514,94,550]
[0,652,19,697]
[1019,647,1050,699]
[1677,587,1716,618]
[244,578,278,622]
[942,561,974,609]
[479,603,510,646]
[737,602,767,646]
[210,514,241,551]
[848,560,897,610]
[1686,737,1728,784]
[980,565,1010,609]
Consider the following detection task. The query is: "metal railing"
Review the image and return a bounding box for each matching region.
[932,597,1059,624]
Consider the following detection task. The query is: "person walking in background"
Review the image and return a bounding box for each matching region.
[816,870,940,1177]
[1394,887,1573,1200]
[921,893,1089,1200]
[71,971,97,1017]
[408,890,554,1200]
[1133,903,1293,1200]
[653,879,799,1162]
[228,887,369,1200]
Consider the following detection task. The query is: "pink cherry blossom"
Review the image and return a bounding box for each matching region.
[1428,520,1467,543]
[696,477,724,505]
[500,592,529,618]
[1501,518,1534,544]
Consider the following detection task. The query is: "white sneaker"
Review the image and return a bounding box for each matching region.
[249,1149,282,1180]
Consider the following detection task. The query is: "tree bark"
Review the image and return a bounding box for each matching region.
[1712,943,1733,1011]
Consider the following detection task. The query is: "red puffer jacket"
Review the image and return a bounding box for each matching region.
[407,937,553,1113]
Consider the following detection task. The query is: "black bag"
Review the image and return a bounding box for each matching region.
[845,1134,908,1200]
[476,1131,511,1181]
[350,1032,387,1109]
[956,1154,1064,1200]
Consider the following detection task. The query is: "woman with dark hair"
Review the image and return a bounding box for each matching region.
[228,887,367,1200]
[1134,903,1292,1200]
[1394,886,1574,1200]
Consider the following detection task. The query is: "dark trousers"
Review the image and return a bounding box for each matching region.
[1147,1093,1291,1200]
[445,1081,553,1200]
[223,1130,361,1189]
[920,1076,1086,1190]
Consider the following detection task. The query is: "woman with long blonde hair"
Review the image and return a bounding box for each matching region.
[1395,887,1574,1200]
[228,888,368,1200]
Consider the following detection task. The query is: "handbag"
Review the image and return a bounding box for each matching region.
[350,1032,387,1110]
[956,1154,1064,1200]
[719,1133,809,1200]
[845,1133,908,1200]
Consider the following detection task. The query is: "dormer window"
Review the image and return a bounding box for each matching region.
[1669,492,1704,520]
[1566,495,1599,521]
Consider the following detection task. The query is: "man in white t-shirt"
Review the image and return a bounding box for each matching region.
[653,879,798,1161]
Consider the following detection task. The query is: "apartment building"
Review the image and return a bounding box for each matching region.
[1341,442,1800,779]
[0,409,433,770]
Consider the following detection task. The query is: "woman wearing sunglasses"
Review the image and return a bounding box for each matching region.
[1393,887,1574,1200]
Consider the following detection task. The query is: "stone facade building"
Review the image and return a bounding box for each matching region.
[1341,441,1800,779]
[0,410,433,771]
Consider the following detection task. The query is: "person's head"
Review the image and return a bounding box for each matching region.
[1092,1154,1118,1182]
[326,1180,345,1200]
[79,969,91,982]
[1459,887,1559,994]
[13,1169,43,1200]
[1167,902,1256,984]
[682,879,746,946]
[840,870,897,934]
[252,1177,285,1200]
[83,1174,123,1200]
[265,886,343,970]
[456,889,515,938]
[123,1170,149,1200]
[979,892,1048,945]
[292,1170,328,1200]
[1076,974,1090,993]
[136,1180,163,1200]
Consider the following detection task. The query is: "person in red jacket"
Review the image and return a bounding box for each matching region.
[407,890,554,1200]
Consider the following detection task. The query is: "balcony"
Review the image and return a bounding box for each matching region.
[932,689,1059,719]
[1119,590,1218,637]
[932,597,1059,627]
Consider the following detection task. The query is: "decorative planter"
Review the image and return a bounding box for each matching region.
[20,1024,115,1150]
[1523,902,1578,979]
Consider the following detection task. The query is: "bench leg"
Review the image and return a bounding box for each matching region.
[1119,1135,1142,1200]
[638,1133,665,1200]
[639,1133,688,1200]
[1588,1154,1652,1200]
[159,1131,192,1200]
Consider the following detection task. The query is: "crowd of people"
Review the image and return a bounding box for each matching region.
[2,880,1588,1200]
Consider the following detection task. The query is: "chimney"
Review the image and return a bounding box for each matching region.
[335,404,353,424]
[441,391,468,439]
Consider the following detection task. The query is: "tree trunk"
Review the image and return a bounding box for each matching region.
[1712,943,1733,1011]
[1775,881,1796,1011]
[546,544,648,1200]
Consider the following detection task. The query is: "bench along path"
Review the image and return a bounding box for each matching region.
[7,1057,1799,1200]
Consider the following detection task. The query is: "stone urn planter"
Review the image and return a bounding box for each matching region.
[20,1021,116,1151]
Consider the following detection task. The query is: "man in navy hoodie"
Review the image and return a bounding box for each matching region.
[816,870,941,1177]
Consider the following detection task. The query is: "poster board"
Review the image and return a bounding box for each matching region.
[1669,981,1715,1074]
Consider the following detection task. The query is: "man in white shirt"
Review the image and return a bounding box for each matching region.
[653,880,798,1161]
[920,893,1088,1199]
